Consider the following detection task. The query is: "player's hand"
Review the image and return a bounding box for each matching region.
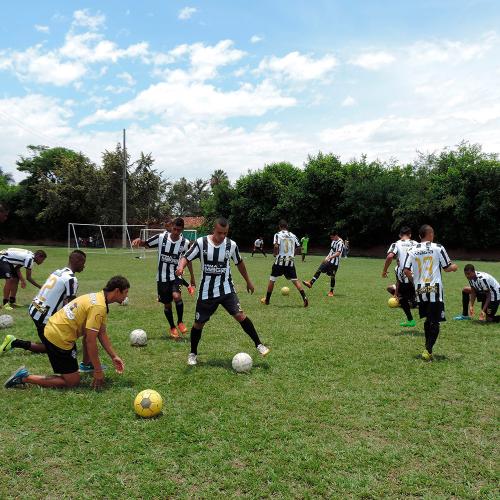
[91,370,105,389]
[112,356,125,374]
[469,306,474,317]
[131,238,141,248]
[479,310,486,321]
[382,271,388,278]
[246,281,255,294]
[20,280,26,289]
[187,285,196,296]
[175,268,184,277]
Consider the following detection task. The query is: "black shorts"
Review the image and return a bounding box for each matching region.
[476,292,487,304]
[486,300,499,318]
[270,264,297,281]
[157,280,182,304]
[0,260,15,279]
[31,318,46,342]
[418,301,446,323]
[397,281,416,302]
[318,262,338,276]
[41,335,78,375]
[195,292,242,324]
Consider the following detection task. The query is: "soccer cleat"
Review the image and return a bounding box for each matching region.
[327,291,334,297]
[421,349,433,361]
[302,280,312,289]
[303,297,309,308]
[260,297,269,305]
[10,303,24,308]
[4,365,29,388]
[256,344,270,356]
[79,362,107,373]
[400,319,416,327]
[453,315,471,321]
[3,304,13,311]
[177,322,188,335]
[0,334,16,353]
[187,286,196,297]
[187,353,197,366]
[169,327,180,339]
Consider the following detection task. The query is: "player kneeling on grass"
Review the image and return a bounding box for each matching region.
[176,217,270,366]
[4,276,129,390]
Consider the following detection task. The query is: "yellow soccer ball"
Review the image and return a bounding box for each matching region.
[134,389,163,418]
[388,297,399,308]
[281,286,290,296]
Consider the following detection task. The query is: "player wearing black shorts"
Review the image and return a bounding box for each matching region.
[177,217,270,366]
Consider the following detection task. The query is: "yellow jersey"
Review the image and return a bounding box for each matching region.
[44,291,108,350]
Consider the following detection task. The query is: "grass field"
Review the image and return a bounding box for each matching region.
[0,246,498,498]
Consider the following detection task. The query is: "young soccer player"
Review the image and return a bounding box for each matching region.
[403,225,457,361]
[261,220,308,306]
[303,230,344,297]
[176,217,270,366]
[251,237,266,257]
[300,235,309,262]
[4,276,129,390]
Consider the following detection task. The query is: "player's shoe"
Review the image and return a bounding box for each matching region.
[0,334,16,353]
[303,297,309,308]
[260,297,268,305]
[4,365,29,388]
[3,304,13,311]
[187,353,197,366]
[302,280,312,289]
[453,314,471,320]
[169,327,180,340]
[177,322,188,335]
[79,362,107,373]
[421,349,433,361]
[327,291,334,297]
[400,319,416,327]
[256,344,270,357]
[10,303,24,308]
[187,286,196,297]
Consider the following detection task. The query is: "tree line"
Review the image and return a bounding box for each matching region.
[0,141,498,250]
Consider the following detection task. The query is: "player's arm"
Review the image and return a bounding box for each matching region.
[236,261,254,294]
[382,253,396,278]
[176,256,188,276]
[97,325,125,373]
[468,288,477,317]
[480,294,491,320]
[186,260,196,290]
[131,238,147,248]
[443,263,458,273]
[83,328,105,389]
[25,268,42,288]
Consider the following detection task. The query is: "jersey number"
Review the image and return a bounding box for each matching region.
[38,275,57,303]
[415,256,433,282]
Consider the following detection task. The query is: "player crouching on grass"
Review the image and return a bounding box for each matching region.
[4,276,129,390]
[176,217,270,366]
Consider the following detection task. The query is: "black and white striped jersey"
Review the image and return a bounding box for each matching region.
[184,236,242,300]
[403,242,452,302]
[469,271,500,302]
[0,248,35,269]
[29,267,78,325]
[273,230,300,266]
[327,239,345,267]
[387,239,417,283]
[146,231,190,283]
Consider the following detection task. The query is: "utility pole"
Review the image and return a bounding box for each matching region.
[122,128,127,248]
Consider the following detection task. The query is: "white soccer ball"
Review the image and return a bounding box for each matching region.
[0,314,13,329]
[232,352,253,373]
[120,297,129,306]
[130,329,147,346]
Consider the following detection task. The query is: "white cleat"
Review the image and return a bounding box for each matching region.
[256,344,270,357]
[187,353,197,366]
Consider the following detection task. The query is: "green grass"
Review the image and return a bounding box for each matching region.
[0,246,498,498]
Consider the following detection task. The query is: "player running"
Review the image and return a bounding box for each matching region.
[403,225,457,361]
[303,230,344,297]
[4,276,129,390]
[132,217,196,340]
[454,265,500,322]
[382,227,417,327]
[261,220,308,307]
[176,217,270,366]
[1,250,87,356]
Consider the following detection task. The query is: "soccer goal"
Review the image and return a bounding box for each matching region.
[68,223,147,254]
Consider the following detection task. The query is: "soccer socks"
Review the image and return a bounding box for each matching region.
[190,327,202,354]
[265,291,272,304]
[175,300,184,324]
[2,299,7,305]
[330,276,336,292]
[11,339,31,350]
[164,307,175,328]
[239,317,261,347]
[462,291,469,316]
[424,320,440,353]
[9,296,16,304]
[311,270,321,284]
[400,298,413,321]
[299,289,306,301]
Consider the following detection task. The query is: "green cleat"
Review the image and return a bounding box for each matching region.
[0,334,16,353]
[421,349,433,361]
[400,319,416,327]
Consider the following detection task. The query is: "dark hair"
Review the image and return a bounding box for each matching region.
[419,224,433,239]
[173,217,184,227]
[464,264,475,273]
[215,217,229,227]
[35,250,47,259]
[329,230,338,236]
[104,275,130,292]
[70,249,86,259]
[279,219,288,229]
[399,226,411,236]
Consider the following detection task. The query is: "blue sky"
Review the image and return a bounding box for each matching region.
[1,0,500,181]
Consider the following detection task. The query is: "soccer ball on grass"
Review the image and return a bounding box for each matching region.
[134,389,163,418]
[232,352,253,373]
[0,314,14,329]
[281,286,290,296]
[130,329,147,346]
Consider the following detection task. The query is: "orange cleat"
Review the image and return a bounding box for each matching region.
[177,322,188,335]
[169,327,180,340]
[327,291,334,297]
[187,285,196,297]
[302,280,312,289]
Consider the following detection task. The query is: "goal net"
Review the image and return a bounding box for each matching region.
[68,223,147,254]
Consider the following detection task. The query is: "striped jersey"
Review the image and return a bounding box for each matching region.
[387,239,417,283]
[254,238,263,248]
[273,230,300,266]
[469,271,500,302]
[184,236,242,300]
[29,267,78,324]
[327,239,345,267]
[0,248,35,269]
[403,241,452,302]
[146,231,190,282]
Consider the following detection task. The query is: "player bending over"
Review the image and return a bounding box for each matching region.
[403,225,457,361]
[261,220,308,307]
[454,264,500,322]
[303,230,344,297]
[382,226,417,327]
[251,237,267,257]
[4,276,129,390]
[176,217,270,366]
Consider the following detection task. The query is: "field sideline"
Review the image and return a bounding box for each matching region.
[0,246,498,498]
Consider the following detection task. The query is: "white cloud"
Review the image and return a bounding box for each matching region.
[258,51,337,81]
[341,96,357,107]
[178,7,197,20]
[35,25,50,34]
[250,35,263,44]
[72,9,106,31]
[349,51,395,70]
[117,72,136,87]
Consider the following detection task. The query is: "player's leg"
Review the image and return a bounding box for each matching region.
[252,247,255,257]
[3,277,14,307]
[387,284,397,295]
[289,265,308,306]
[1,319,47,354]
[303,262,327,288]
[485,301,500,323]
[327,266,338,296]
[188,299,216,364]
[8,278,19,306]
[173,288,188,335]
[454,287,473,320]
[158,282,178,338]
[398,283,415,327]
[262,265,281,304]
